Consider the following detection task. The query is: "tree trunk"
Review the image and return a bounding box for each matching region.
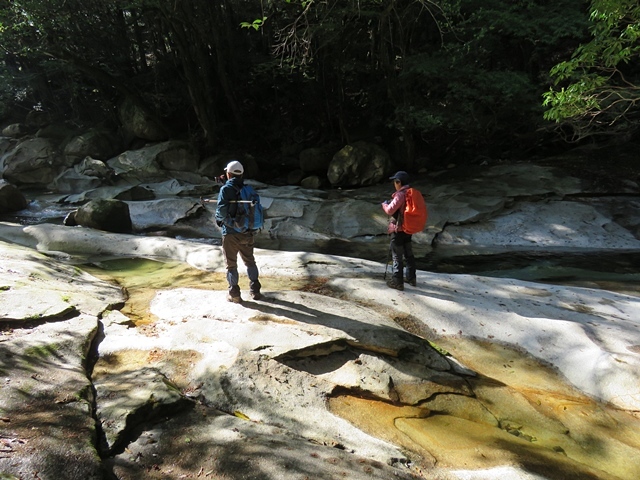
[211,0,244,135]
[156,3,219,148]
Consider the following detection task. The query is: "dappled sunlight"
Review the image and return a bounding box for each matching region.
[106,402,418,480]
[330,338,640,480]
[92,348,203,390]
[0,315,103,477]
[86,255,640,478]
[341,271,640,413]
[5,228,638,479]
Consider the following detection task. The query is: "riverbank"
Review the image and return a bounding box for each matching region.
[2,225,640,480]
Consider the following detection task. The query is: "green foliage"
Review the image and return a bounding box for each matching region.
[0,0,616,164]
[427,340,451,357]
[543,0,640,140]
[240,17,268,31]
[378,0,589,159]
[394,52,542,154]
[542,74,607,121]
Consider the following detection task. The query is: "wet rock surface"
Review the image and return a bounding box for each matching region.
[4,156,639,253]
[0,180,27,214]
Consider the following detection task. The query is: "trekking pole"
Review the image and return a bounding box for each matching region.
[200,197,256,205]
[383,238,391,280]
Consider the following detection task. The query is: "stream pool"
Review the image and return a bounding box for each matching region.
[4,195,640,297]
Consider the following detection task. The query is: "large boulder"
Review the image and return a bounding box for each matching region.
[126,198,210,234]
[60,178,210,206]
[25,109,52,129]
[49,168,103,194]
[0,136,17,157]
[0,180,28,213]
[434,200,640,250]
[328,141,391,187]
[301,174,323,189]
[107,141,199,183]
[1,123,29,138]
[118,95,168,142]
[155,141,199,172]
[35,123,77,143]
[75,156,115,179]
[74,198,133,233]
[63,128,122,166]
[1,137,61,187]
[50,156,117,193]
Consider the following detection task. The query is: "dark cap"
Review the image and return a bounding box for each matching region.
[389,171,410,183]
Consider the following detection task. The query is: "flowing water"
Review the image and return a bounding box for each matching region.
[419,247,640,297]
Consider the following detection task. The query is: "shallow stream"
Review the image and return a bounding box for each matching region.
[6,194,640,296]
[5,201,640,478]
[259,236,640,297]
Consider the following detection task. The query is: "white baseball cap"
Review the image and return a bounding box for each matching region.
[225,160,244,175]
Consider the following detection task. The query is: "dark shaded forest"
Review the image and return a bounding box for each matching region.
[1,0,639,175]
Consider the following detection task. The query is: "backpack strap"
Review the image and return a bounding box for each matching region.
[228,185,258,204]
[395,188,408,231]
[226,185,260,232]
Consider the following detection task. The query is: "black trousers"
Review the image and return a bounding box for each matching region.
[390,231,416,282]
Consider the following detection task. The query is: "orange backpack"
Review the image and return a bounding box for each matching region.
[402,188,428,234]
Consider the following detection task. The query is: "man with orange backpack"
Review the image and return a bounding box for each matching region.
[381,171,427,291]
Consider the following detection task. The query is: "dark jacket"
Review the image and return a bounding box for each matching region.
[215,176,244,235]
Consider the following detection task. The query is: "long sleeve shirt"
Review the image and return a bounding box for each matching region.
[215,176,244,235]
[381,185,409,233]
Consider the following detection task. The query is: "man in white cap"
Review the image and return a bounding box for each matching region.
[215,160,262,302]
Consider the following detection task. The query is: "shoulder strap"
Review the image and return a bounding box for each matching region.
[396,188,411,225]
[229,185,258,204]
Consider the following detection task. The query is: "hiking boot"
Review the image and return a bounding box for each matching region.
[404,277,417,287]
[249,280,262,301]
[227,293,242,303]
[227,286,242,303]
[386,277,404,291]
[250,290,262,301]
